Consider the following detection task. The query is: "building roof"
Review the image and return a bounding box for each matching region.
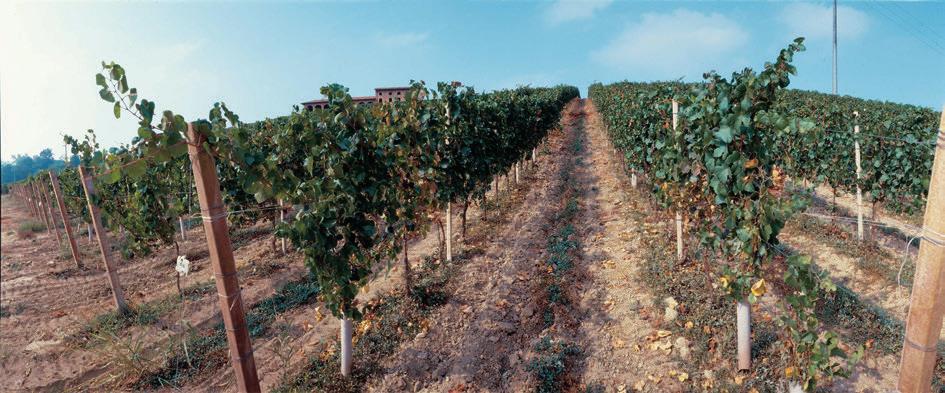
[374,86,411,91]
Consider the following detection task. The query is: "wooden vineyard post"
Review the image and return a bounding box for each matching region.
[26,183,38,218]
[897,108,945,392]
[24,183,36,218]
[186,124,261,393]
[78,167,129,314]
[49,172,82,269]
[515,162,520,184]
[40,179,64,249]
[39,182,53,234]
[33,182,52,234]
[672,99,683,261]
[32,182,43,220]
[854,112,864,241]
[179,217,186,241]
[446,202,453,262]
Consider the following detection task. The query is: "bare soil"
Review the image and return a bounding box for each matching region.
[0,195,311,391]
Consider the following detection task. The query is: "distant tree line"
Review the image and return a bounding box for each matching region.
[1,148,80,192]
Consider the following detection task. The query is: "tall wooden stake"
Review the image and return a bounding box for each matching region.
[25,183,37,218]
[187,124,261,393]
[50,172,82,269]
[24,183,34,217]
[32,182,42,219]
[78,167,129,314]
[854,113,864,241]
[897,109,945,393]
[34,182,52,233]
[40,179,64,249]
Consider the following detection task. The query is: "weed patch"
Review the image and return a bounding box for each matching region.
[17,220,44,238]
[136,276,320,388]
[529,336,580,393]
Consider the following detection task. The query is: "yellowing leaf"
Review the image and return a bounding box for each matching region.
[734,375,746,385]
[677,372,689,382]
[744,158,758,169]
[751,279,767,297]
[785,366,796,377]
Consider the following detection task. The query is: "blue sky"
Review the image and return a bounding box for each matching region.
[2,0,943,161]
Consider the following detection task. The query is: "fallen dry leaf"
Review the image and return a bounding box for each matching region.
[613,338,626,349]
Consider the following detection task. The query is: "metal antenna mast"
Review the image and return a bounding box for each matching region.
[833,0,838,94]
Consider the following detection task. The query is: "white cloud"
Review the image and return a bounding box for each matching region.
[545,0,613,24]
[376,32,429,48]
[782,3,870,40]
[591,9,749,78]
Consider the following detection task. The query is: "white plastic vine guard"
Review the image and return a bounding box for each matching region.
[176,255,191,275]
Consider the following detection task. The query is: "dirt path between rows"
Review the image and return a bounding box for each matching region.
[361,100,685,392]
[365,103,577,392]
[569,100,683,391]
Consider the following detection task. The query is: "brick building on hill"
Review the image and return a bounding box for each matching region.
[301,86,411,110]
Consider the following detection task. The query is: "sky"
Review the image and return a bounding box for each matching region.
[2,0,944,161]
